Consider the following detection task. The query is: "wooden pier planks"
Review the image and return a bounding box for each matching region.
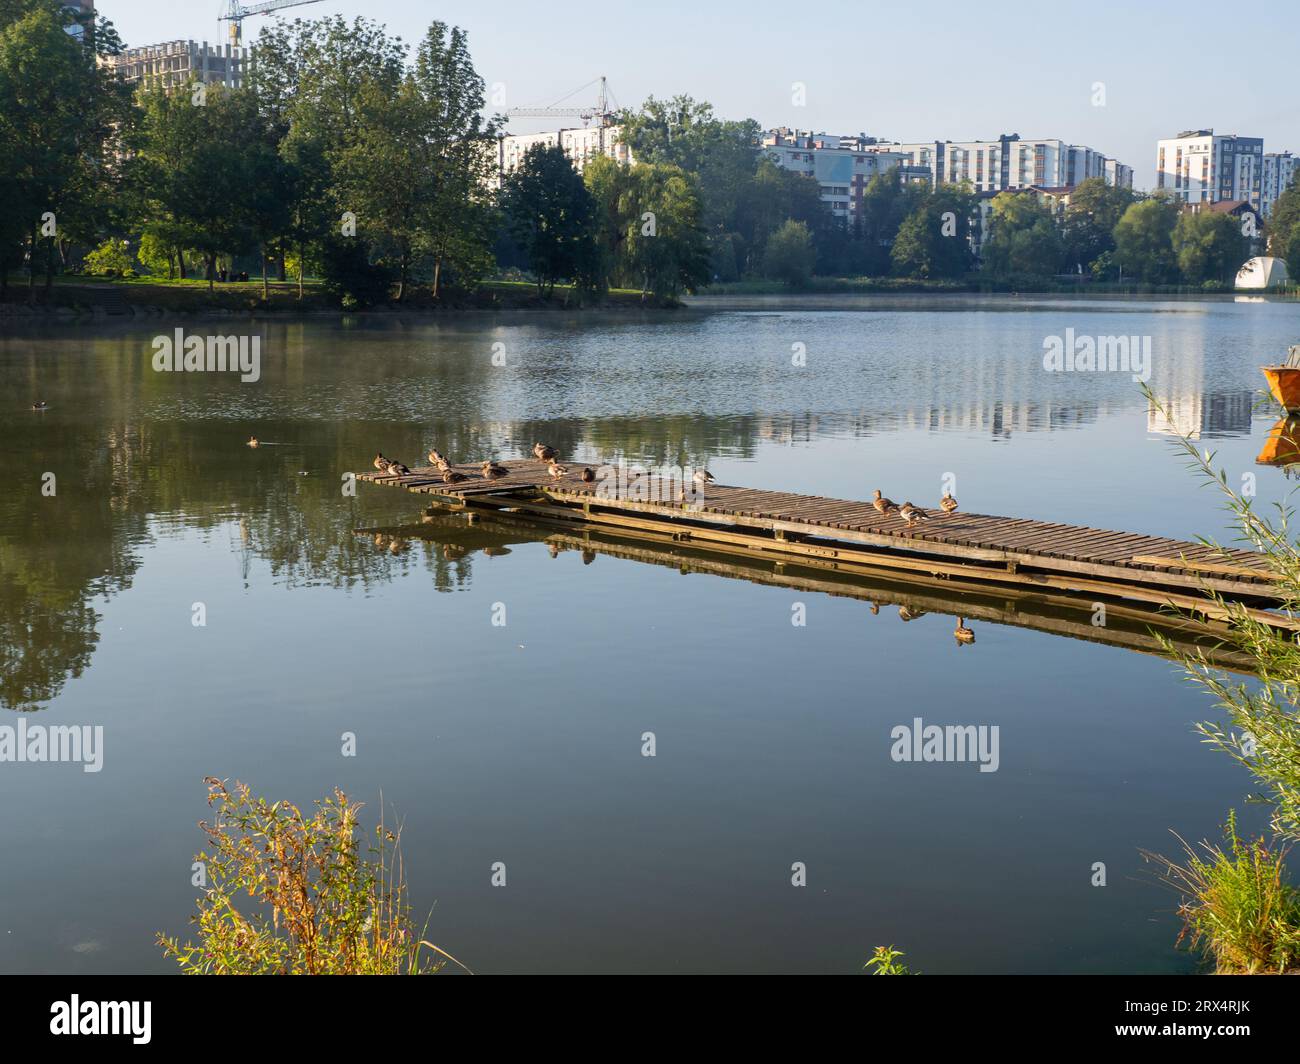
[355,458,1281,599]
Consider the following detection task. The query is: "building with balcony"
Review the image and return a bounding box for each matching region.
[1156,130,1264,210]
[495,124,632,185]
[1263,151,1297,217]
[878,134,1132,193]
[756,129,928,222]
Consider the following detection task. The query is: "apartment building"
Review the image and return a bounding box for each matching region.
[102,40,250,92]
[496,124,632,185]
[1263,151,1298,217]
[1156,130,1264,210]
[879,134,1132,193]
[757,129,929,222]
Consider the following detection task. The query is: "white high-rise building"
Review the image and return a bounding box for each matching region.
[1263,152,1298,217]
[1156,130,1264,210]
[496,125,631,186]
[878,134,1132,193]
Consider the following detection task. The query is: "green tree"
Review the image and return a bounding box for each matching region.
[890,185,976,279]
[1113,196,1181,284]
[248,15,407,298]
[500,143,598,296]
[82,238,132,277]
[333,22,498,300]
[1173,210,1249,286]
[1268,175,1300,280]
[0,0,132,297]
[1059,177,1136,275]
[618,95,760,258]
[129,85,267,290]
[857,170,929,276]
[761,219,815,287]
[409,22,499,296]
[981,193,1062,277]
[586,157,710,299]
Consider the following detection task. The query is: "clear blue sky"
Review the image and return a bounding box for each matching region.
[102,0,1298,189]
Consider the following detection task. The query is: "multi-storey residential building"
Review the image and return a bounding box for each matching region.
[496,124,632,185]
[102,40,250,92]
[1263,152,1298,217]
[1156,130,1264,210]
[756,129,928,222]
[879,134,1132,193]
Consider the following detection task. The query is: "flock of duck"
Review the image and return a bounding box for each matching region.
[371,443,719,494]
[872,488,958,527]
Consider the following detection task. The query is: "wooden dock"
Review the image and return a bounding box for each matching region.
[356,457,1286,621]
[355,511,1264,673]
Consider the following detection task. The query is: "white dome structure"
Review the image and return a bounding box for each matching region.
[1236,256,1290,289]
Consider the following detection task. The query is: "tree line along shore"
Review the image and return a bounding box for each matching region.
[5,2,1300,315]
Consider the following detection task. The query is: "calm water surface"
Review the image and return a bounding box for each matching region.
[3,294,1299,973]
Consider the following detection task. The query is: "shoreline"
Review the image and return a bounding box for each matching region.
[3,278,1296,323]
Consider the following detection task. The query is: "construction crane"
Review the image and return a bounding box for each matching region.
[219,0,326,47]
[503,76,618,127]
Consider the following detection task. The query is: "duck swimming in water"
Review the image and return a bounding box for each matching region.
[954,618,975,646]
[32,401,47,411]
[248,436,259,448]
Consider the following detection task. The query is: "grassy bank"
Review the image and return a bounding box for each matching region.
[0,275,680,316]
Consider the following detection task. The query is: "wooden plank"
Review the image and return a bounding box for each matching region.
[1130,554,1278,580]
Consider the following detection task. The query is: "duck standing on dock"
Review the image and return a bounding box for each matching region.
[428,447,446,467]
[534,443,557,462]
[547,460,568,479]
[693,468,716,488]
[482,460,509,479]
[373,452,389,470]
[899,502,931,527]
[940,493,958,514]
[954,618,975,646]
[443,468,468,484]
[388,460,411,476]
[872,490,899,516]
[580,467,596,483]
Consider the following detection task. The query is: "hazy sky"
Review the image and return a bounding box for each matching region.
[101,0,1298,188]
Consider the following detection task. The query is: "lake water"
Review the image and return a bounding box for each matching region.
[2,293,1298,974]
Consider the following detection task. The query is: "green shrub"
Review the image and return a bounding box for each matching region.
[1145,812,1300,973]
[158,778,466,975]
[82,238,133,277]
